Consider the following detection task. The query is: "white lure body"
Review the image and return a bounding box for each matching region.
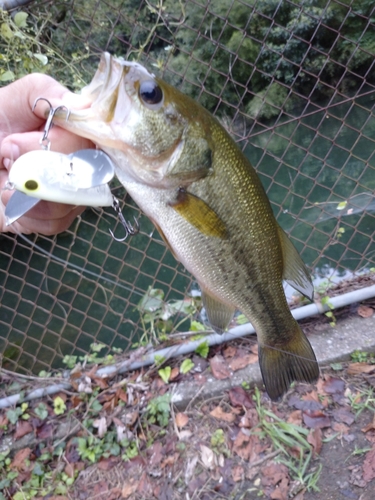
[8,149,115,206]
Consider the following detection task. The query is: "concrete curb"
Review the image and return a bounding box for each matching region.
[171,313,375,408]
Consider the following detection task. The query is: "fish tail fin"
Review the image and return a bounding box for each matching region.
[258,324,319,401]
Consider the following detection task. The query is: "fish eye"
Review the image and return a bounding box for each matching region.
[25,180,38,191]
[139,80,163,108]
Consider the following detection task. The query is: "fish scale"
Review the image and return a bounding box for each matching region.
[54,52,319,400]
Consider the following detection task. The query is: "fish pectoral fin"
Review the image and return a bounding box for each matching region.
[258,323,319,401]
[169,190,227,239]
[277,226,314,301]
[201,288,235,333]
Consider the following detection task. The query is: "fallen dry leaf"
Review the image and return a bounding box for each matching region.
[288,393,323,412]
[357,305,374,318]
[362,448,375,482]
[229,353,258,371]
[200,444,216,470]
[332,422,349,435]
[138,471,153,496]
[223,345,237,358]
[347,362,375,375]
[231,430,264,461]
[349,465,367,488]
[64,463,75,478]
[210,405,236,423]
[0,414,9,427]
[161,452,179,468]
[321,376,345,395]
[10,448,32,471]
[262,462,289,487]
[170,367,180,381]
[361,413,375,433]
[228,386,254,408]
[287,410,303,426]
[43,497,70,500]
[97,456,120,471]
[122,478,139,498]
[307,428,322,455]
[302,410,331,429]
[185,456,198,485]
[148,441,164,467]
[270,477,289,500]
[210,354,231,380]
[239,408,259,428]
[93,416,108,438]
[14,420,33,440]
[232,464,244,482]
[92,375,109,390]
[175,412,189,428]
[332,407,355,425]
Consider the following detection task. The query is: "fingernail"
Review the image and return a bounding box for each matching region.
[2,142,20,169]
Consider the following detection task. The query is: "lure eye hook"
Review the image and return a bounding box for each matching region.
[109,197,140,242]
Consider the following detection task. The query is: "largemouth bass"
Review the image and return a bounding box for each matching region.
[54,53,319,399]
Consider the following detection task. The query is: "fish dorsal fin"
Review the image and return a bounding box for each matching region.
[201,288,235,333]
[277,226,314,301]
[169,189,227,239]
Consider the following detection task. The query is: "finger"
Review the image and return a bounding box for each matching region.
[6,204,84,236]
[0,73,91,139]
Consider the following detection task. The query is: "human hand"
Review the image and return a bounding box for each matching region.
[0,73,93,235]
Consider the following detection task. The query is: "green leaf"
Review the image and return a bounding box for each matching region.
[180,359,194,374]
[190,320,206,331]
[0,480,10,491]
[0,22,13,40]
[195,340,209,358]
[90,400,103,413]
[13,493,26,500]
[0,70,15,82]
[14,12,28,28]
[154,354,166,366]
[158,366,171,384]
[336,201,347,210]
[330,363,343,371]
[35,403,49,420]
[6,408,22,425]
[53,396,67,416]
[33,53,48,66]
[90,342,107,353]
[235,313,248,325]
[138,287,164,312]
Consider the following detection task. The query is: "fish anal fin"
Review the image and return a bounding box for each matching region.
[258,324,319,400]
[169,189,227,239]
[201,288,235,333]
[277,226,314,301]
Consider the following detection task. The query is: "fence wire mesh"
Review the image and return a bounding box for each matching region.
[0,0,374,374]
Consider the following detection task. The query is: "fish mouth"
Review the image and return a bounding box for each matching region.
[53,52,154,146]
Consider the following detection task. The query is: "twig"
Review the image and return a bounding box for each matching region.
[248,449,282,468]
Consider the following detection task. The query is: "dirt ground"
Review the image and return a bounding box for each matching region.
[2,354,375,500]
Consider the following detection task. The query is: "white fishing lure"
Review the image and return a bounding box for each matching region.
[5,149,116,226]
[8,149,115,205]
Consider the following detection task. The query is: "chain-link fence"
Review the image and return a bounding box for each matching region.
[0,0,374,374]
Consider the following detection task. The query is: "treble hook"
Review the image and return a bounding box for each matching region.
[32,98,70,150]
[109,197,140,242]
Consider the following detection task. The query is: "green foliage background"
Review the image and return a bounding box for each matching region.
[1,0,374,120]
